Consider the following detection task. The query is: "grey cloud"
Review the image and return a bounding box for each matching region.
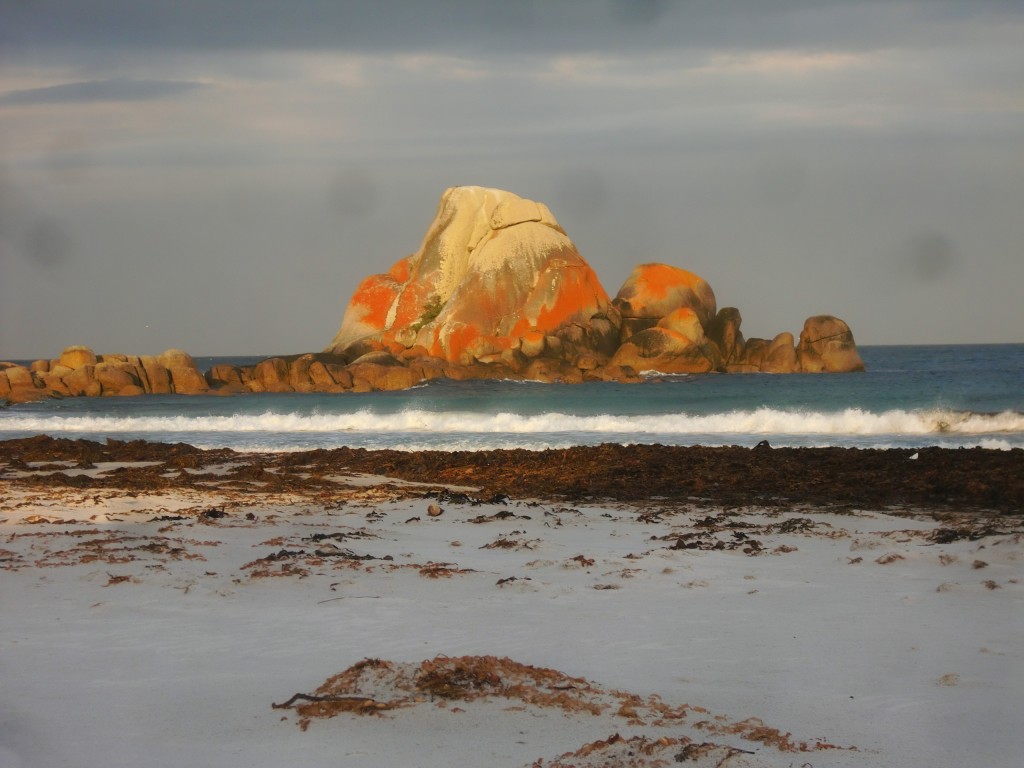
[0,78,205,105]
[3,1,1020,57]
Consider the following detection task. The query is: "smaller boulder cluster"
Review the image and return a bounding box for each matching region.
[608,263,864,375]
[1,347,210,403]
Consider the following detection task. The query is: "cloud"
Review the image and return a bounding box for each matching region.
[696,50,870,76]
[3,1,1019,57]
[0,78,206,105]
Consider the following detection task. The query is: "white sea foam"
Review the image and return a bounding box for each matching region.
[2,407,1022,437]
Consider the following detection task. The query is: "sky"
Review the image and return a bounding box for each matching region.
[1,1,1022,358]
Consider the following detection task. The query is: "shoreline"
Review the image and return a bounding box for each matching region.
[2,435,1021,515]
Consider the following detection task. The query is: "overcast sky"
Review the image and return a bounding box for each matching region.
[1,0,1022,357]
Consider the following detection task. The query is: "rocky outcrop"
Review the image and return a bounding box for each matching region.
[1,188,866,404]
[761,332,799,374]
[706,307,745,367]
[59,346,98,370]
[796,316,865,373]
[611,307,721,373]
[325,186,617,367]
[323,187,863,380]
[0,346,210,403]
[613,263,717,341]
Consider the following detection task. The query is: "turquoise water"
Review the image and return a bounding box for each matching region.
[2,345,1022,451]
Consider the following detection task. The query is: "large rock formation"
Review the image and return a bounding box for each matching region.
[325,186,618,366]
[0,187,866,405]
[323,187,864,382]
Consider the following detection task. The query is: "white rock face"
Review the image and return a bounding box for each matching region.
[326,186,612,364]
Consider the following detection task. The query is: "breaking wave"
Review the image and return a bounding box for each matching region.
[1,407,1021,437]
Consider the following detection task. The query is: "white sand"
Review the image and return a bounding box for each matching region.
[1,481,1021,767]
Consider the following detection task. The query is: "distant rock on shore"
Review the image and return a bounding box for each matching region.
[1,186,865,404]
[1,347,211,403]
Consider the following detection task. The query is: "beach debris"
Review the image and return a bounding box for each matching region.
[929,525,1008,543]
[426,489,508,507]
[4,435,1021,513]
[311,543,387,560]
[240,543,390,580]
[972,559,988,569]
[275,654,853,758]
[199,507,228,521]
[662,530,765,555]
[768,517,819,534]
[568,554,595,567]
[22,515,52,524]
[875,553,905,564]
[481,536,540,551]
[427,503,443,517]
[469,509,530,523]
[0,547,26,569]
[531,734,753,768]
[416,562,475,578]
[496,576,531,586]
[24,531,209,568]
[274,656,611,720]
[305,530,378,543]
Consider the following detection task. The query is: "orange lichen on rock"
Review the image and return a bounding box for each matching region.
[331,273,402,354]
[613,263,717,328]
[324,186,613,365]
[311,186,865,381]
[530,260,609,332]
[387,255,413,284]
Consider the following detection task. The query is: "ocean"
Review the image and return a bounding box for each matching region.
[2,345,1022,453]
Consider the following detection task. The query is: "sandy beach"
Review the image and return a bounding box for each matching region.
[2,438,1022,767]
